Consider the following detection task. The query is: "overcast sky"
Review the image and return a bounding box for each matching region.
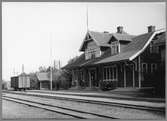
[2,2,165,81]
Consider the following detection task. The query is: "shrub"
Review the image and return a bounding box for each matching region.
[99,80,118,91]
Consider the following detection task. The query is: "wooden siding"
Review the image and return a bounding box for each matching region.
[85,41,101,60]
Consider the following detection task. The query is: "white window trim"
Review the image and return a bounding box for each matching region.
[111,41,120,55]
[103,65,118,81]
[85,47,101,60]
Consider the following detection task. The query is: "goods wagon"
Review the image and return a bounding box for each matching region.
[11,74,30,91]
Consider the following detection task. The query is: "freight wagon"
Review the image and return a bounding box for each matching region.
[11,73,30,91]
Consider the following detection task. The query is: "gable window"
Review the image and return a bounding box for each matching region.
[151,63,157,73]
[142,63,148,73]
[85,47,101,60]
[111,41,120,55]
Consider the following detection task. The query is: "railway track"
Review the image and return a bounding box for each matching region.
[3,91,165,113]
[2,95,118,119]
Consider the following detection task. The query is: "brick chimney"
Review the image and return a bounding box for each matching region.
[148,25,155,33]
[117,26,123,34]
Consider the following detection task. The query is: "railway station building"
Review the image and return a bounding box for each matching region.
[63,26,166,90]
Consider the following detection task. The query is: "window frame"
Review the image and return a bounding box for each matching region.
[111,41,120,55]
[103,65,117,81]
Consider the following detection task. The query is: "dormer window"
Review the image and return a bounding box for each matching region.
[111,41,120,55]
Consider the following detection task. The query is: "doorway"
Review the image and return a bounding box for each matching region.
[126,65,134,87]
[89,68,98,87]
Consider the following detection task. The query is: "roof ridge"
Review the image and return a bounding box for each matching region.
[89,30,111,33]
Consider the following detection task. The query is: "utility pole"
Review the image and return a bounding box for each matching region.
[50,33,53,91]
[86,4,89,32]
[58,60,61,70]
[54,60,56,70]
[22,64,24,73]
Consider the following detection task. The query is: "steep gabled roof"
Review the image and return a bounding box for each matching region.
[122,32,154,52]
[96,29,166,64]
[129,29,165,60]
[96,32,154,64]
[79,31,111,51]
[89,31,112,46]
[111,32,135,42]
[79,30,135,51]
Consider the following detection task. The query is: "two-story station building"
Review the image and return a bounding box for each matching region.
[63,26,165,91]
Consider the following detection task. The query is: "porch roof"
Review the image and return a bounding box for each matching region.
[62,48,111,69]
[95,51,137,64]
[112,32,135,41]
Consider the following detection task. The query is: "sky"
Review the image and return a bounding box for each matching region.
[2,2,166,81]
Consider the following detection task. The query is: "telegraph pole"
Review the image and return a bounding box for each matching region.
[50,33,53,90]
[86,4,89,32]
[22,64,24,73]
[58,60,61,70]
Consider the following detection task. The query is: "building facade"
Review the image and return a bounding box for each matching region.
[64,26,165,90]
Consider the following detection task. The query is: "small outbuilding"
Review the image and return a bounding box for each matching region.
[36,72,50,90]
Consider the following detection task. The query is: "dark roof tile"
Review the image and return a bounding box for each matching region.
[112,33,135,41]
[96,32,154,64]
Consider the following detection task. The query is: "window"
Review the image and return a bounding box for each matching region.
[111,41,119,55]
[107,68,110,79]
[142,63,148,73]
[151,63,157,73]
[113,67,117,79]
[103,66,117,81]
[85,47,101,60]
[109,67,113,79]
[104,68,107,80]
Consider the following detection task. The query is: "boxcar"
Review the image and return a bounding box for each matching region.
[11,74,30,91]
